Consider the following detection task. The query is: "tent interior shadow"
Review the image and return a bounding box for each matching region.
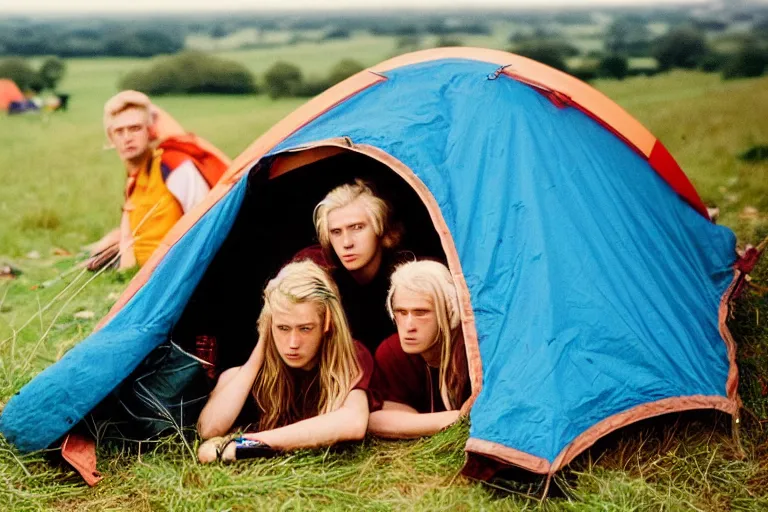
[171,149,447,370]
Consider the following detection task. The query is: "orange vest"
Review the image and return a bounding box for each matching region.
[125,149,183,267]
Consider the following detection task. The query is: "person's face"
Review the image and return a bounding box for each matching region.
[271,301,325,370]
[392,288,440,355]
[109,107,152,163]
[327,198,382,274]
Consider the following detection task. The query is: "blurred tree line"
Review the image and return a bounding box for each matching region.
[120,52,257,95]
[510,17,768,82]
[113,53,365,97]
[0,57,66,92]
[0,20,184,58]
[2,7,767,91]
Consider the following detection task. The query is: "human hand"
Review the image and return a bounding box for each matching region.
[198,436,228,463]
[247,336,267,366]
[441,410,461,430]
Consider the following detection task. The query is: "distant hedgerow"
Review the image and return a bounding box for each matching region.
[119,52,257,95]
[739,145,768,163]
[722,42,768,80]
[263,58,366,99]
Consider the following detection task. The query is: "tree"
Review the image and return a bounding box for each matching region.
[653,28,708,71]
[699,51,727,73]
[326,59,365,87]
[605,17,652,57]
[119,52,257,95]
[0,58,40,90]
[598,54,629,80]
[294,77,328,97]
[105,30,183,58]
[722,42,768,79]
[512,42,570,73]
[324,28,351,40]
[38,57,66,90]
[435,36,463,48]
[263,61,304,99]
[211,25,229,39]
[755,18,768,41]
[396,35,421,51]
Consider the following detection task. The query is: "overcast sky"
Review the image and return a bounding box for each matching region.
[3,0,714,14]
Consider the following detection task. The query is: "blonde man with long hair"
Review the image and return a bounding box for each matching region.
[369,260,470,438]
[197,260,376,463]
[296,179,405,353]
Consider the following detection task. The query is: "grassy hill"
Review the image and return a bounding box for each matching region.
[0,52,767,510]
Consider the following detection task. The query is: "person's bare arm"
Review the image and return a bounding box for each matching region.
[87,228,121,256]
[197,339,265,439]
[368,400,460,439]
[220,389,369,459]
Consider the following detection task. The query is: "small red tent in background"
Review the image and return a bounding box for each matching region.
[0,79,24,111]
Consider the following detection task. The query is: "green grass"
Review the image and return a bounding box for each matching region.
[1,49,768,510]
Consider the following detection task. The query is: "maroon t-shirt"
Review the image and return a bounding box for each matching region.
[373,334,447,413]
[352,341,381,411]
[237,340,380,430]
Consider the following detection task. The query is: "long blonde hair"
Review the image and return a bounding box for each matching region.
[313,179,402,264]
[252,259,361,430]
[386,260,468,410]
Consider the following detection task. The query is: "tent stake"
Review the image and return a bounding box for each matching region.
[539,473,552,502]
[732,412,747,460]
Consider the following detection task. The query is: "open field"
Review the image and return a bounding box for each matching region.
[1,51,768,510]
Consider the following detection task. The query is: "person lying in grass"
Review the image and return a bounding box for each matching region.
[368,260,470,438]
[197,259,377,463]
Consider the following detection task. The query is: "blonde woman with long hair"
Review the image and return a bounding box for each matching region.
[368,260,470,438]
[197,260,376,463]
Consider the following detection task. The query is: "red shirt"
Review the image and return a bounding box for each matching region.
[352,341,381,411]
[237,341,380,430]
[373,334,447,413]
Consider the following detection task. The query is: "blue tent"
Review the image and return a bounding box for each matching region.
[0,48,740,478]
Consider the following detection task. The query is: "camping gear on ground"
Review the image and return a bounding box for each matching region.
[195,334,219,381]
[0,48,757,486]
[1,264,21,279]
[7,99,39,115]
[56,93,70,111]
[233,438,278,460]
[61,433,103,487]
[85,243,121,272]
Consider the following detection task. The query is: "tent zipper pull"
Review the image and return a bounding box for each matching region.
[487,65,511,81]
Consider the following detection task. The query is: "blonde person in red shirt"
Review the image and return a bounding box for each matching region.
[369,260,470,438]
[296,180,405,354]
[197,259,376,463]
